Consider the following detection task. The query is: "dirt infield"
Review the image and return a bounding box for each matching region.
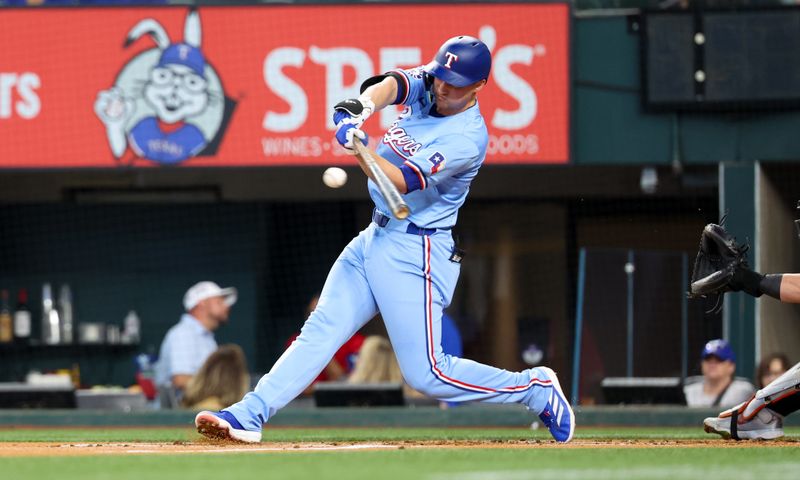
[1,438,797,457]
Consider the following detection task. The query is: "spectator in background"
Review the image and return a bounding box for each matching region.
[683,339,755,408]
[348,335,403,385]
[757,353,792,390]
[182,344,250,411]
[348,312,463,407]
[288,294,365,395]
[346,313,463,388]
[154,281,237,400]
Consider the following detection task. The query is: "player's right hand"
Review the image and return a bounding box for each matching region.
[332,97,374,130]
[335,123,368,155]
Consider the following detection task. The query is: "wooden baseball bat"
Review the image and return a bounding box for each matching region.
[352,138,411,220]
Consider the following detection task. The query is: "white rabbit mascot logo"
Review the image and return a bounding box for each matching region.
[95,9,234,165]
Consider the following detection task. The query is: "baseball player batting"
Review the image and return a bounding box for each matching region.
[195,35,574,444]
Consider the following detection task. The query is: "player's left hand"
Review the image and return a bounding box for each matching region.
[335,123,368,155]
[333,97,375,130]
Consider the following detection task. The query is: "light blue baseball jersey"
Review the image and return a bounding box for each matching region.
[225,67,555,432]
[154,314,217,387]
[371,66,487,229]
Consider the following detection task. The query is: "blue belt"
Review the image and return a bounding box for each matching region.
[372,210,441,236]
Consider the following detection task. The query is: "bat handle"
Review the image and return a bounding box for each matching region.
[352,138,411,220]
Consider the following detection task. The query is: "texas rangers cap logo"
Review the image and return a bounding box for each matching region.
[444,51,459,69]
[178,44,191,61]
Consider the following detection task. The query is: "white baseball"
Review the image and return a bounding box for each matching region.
[323,167,348,188]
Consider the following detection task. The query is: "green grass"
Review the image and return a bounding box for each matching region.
[2,448,799,480]
[1,427,798,480]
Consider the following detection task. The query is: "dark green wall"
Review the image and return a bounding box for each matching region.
[575,16,671,164]
[719,163,757,378]
[0,202,361,386]
[575,16,800,166]
[574,14,798,378]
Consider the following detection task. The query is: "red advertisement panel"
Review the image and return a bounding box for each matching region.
[0,4,569,168]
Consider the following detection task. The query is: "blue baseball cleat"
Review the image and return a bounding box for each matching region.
[195,410,261,443]
[537,367,575,443]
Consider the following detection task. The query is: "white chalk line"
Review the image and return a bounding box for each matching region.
[125,443,399,454]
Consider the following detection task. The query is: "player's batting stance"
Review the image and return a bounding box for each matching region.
[194,35,574,444]
[689,216,800,440]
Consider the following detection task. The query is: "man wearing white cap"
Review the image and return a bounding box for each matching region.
[154,281,237,396]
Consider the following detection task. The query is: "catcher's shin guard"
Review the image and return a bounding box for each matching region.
[768,390,800,417]
[757,361,800,416]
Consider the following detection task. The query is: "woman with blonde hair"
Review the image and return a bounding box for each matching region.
[348,335,404,384]
[182,344,249,411]
[348,335,430,400]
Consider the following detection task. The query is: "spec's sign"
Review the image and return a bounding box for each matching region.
[0,4,569,168]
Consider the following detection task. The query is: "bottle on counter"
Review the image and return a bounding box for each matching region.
[123,310,141,344]
[0,289,12,344]
[13,288,31,344]
[70,363,81,389]
[58,284,74,344]
[42,283,61,345]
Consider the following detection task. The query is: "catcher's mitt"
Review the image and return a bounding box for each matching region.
[688,223,750,299]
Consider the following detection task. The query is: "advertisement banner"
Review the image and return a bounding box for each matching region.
[0,4,569,168]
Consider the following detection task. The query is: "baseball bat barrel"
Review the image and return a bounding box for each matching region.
[352,138,411,220]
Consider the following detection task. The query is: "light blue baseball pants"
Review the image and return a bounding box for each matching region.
[226,221,553,430]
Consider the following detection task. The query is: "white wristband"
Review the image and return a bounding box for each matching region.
[358,96,375,120]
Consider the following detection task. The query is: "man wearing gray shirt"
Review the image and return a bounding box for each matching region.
[155,281,237,395]
[683,339,755,408]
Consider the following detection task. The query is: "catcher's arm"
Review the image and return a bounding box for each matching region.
[778,274,800,303]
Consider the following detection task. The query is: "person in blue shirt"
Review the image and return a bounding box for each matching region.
[155,281,237,395]
[195,36,574,444]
